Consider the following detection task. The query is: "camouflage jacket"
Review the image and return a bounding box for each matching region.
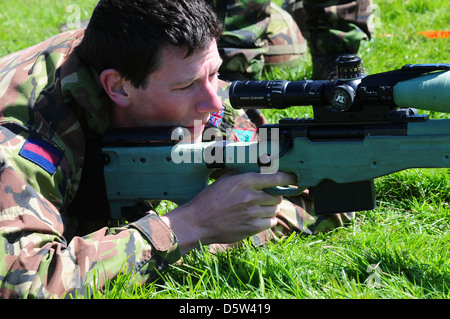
[0,30,186,298]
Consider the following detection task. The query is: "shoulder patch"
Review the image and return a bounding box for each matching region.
[19,137,63,174]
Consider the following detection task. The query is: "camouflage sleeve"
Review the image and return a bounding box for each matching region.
[0,127,180,299]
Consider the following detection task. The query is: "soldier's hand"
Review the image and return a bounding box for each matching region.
[161,171,297,255]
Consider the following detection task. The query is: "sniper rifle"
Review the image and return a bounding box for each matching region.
[102,55,450,220]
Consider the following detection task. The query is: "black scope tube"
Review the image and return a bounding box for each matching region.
[229,80,332,110]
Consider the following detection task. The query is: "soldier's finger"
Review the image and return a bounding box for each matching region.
[249,172,297,190]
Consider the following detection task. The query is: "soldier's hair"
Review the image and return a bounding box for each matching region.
[75,0,223,88]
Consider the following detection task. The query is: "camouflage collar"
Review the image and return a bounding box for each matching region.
[60,41,111,135]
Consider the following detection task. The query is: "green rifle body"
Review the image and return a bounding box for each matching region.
[103,65,450,220]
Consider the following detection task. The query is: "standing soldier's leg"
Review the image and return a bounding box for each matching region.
[211,0,307,81]
[283,0,373,80]
[210,0,307,126]
[209,0,272,81]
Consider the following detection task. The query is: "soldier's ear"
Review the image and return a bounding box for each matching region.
[100,69,131,108]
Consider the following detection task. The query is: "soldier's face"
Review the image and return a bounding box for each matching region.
[122,39,223,142]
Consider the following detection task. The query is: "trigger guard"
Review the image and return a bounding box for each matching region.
[263,185,304,197]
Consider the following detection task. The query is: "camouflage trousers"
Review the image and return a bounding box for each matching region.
[215,0,306,81]
[213,0,373,81]
[284,0,373,55]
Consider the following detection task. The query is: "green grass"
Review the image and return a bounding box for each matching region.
[0,0,96,55]
[1,0,449,300]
